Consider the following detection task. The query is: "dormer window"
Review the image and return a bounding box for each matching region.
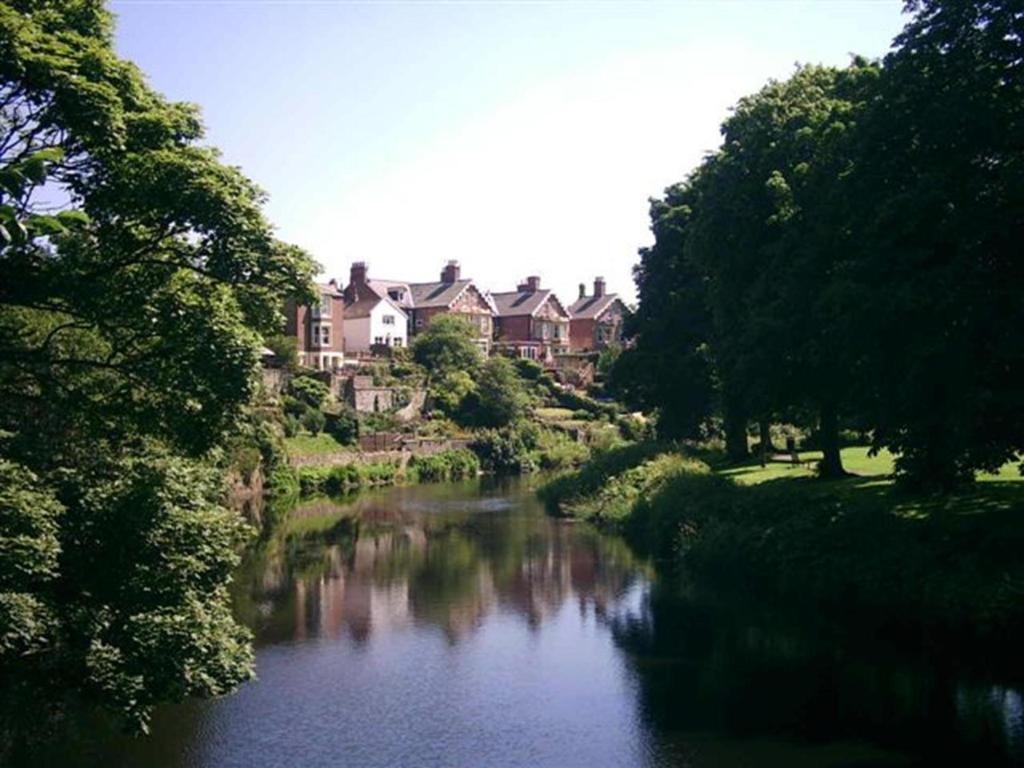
[388,289,405,302]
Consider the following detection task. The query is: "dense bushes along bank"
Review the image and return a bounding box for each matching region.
[540,446,1024,634]
[279,449,482,498]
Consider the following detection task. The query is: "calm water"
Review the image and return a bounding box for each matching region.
[33,479,1024,767]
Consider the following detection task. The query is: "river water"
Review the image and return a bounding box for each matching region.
[37,478,1024,767]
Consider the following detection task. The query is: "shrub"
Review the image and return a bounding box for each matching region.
[290,374,331,409]
[283,415,301,438]
[325,408,359,445]
[302,409,326,435]
[470,422,541,473]
[410,449,480,482]
[266,464,300,497]
[513,357,544,381]
[459,357,531,428]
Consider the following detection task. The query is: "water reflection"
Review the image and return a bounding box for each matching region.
[23,478,1024,768]
[233,480,647,648]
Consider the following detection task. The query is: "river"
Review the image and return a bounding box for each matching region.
[36,478,1024,766]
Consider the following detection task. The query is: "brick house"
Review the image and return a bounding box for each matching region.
[283,280,346,371]
[490,276,571,363]
[344,260,493,354]
[567,277,629,352]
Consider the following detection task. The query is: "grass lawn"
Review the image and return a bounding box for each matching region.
[284,431,348,457]
[720,446,1020,486]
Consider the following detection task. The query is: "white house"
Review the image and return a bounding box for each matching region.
[343,293,409,354]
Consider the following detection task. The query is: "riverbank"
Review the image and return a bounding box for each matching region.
[540,445,1024,637]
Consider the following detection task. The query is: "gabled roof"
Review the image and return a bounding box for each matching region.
[317,281,344,298]
[407,279,475,309]
[569,293,623,320]
[490,289,569,319]
[345,291,408,320]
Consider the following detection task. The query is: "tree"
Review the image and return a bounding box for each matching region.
[412,314,484,375]
[0,1,315,739]
[462,356,531,428]
[845,0,1024,487]
[610,183,717,444]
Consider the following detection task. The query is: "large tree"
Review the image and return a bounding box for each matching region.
[846,0,1024,487]
[0,0,315,740]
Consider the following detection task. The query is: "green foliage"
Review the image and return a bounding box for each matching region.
[263,335,299,370]
[290,375,331,410]
[408,449,480,482]
[512,357,544,381]
[301,409,326,436]
[412,315,483,375]
[296,460,401,496]
[623,0,1024,486]
[470,422,542,474]
[325,408,359,445]
[0,1,315,733]
[538,442,672,513]
[459,356,531,428]
[429,370,477,418]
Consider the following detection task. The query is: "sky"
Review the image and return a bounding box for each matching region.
[111,0,908,303]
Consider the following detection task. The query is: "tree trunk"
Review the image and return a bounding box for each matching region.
[724,407,749,463]
[818,401,845,478]
[758,419,777,453]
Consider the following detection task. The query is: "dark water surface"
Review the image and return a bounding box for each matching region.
[37,479,1024,767]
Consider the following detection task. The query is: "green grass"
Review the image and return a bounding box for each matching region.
[720,445,1020,486]
[534,407,578,422]
[284,431,348,457]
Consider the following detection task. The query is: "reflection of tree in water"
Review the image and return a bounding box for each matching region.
[609,577,1024,766]
[234,483,649,648]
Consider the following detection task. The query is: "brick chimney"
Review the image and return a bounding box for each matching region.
[441,260,460,283]
[350,261,368,287]
[522,275,540,292]
[593,276,606,297]
[578,282,586,299]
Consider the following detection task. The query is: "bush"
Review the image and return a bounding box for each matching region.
[459,357,531,428]
[537,441,670,512]
[290,374,331,409]
[470,422,541,474]
[325,408,359,445]
[513,358,544,381]
[302,409,326,435]
[266,464,300,497]
[410,449,480,482]
[283,415,301,438]
[282,395,309,419]
[533,430,590,471]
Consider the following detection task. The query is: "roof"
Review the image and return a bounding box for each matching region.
[345,292,409,320]
[490,289,569,318]
[317,281,344,297]
[407,279,474,309]
[568,293,622,320]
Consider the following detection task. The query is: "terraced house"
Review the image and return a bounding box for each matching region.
[344,260,493,354]
[490,276,571,363]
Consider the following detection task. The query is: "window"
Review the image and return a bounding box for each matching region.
[316,325,330,346]
[415,318,424,328]
[374,336,385,346]
[392,337,403,348]
[388,289,405,302]
[382,314,395,325]
[312,295,331,318]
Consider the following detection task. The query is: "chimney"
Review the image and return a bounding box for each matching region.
[328,278,339,290]
[350,261,367,287]
[594,276,606,297]
[441,260,460,283]
[525,275,541,292]
[578,283,586,300]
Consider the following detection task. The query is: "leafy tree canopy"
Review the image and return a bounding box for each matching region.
[0,0,316,740]
[412,314,484,375]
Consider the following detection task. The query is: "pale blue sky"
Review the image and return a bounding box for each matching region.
[112,0,907,302]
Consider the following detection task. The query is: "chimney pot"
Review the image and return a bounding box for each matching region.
[578,283,586,299]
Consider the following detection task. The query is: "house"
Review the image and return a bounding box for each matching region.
[568,277,629,352]
[344,260,493,354]
[343,284,408,355]
[283,280,346,371]
[490,276,571,363]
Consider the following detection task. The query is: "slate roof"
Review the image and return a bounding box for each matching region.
[490,289,568,318]
[568,293,621,320]
[407,279,474,309]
